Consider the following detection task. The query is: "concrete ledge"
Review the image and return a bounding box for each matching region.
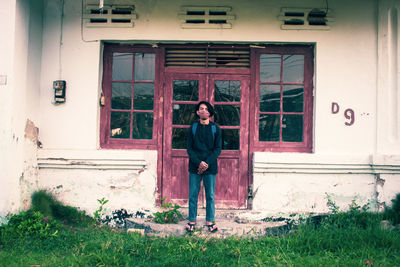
[254,153,400,174]
[37,149,147,170]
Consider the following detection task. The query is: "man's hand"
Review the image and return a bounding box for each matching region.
[197,161,208,174]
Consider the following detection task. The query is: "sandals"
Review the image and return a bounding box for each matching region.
[185,222,196,233]
[206,223,218,233]
[186,222,218,233]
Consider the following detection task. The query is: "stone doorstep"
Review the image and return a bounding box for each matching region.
[126,217,287,238]
[126,209,289,238]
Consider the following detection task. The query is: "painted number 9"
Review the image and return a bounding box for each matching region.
[331,102,355,126]
[344,109,355,126]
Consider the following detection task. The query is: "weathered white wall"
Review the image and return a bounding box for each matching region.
[40,0,379,155]
[39,0,100,150]
[0,0,17,217]
[0,0,43,216]
[253,172,376,214]
[37,149,157,215]
[377,0,400,155]
[30,0,400,214]
[252,153,400,213]
[251,0,400,213]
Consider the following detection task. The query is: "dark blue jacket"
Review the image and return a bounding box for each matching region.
[187,121,222,174]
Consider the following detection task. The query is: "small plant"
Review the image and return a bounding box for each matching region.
[1,210,60,239]
[94,197,109,223]
[325,193,340,214]
[153,198,184,224]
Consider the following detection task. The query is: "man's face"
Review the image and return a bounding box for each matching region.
[196,104,210,120]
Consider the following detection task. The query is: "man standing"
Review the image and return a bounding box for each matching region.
[186,101,222,233]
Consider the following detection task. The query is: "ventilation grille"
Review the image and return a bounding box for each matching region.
[83,5,137,28]
[178,6,235,29]
[279,8,334,30]
[165,46,250,68]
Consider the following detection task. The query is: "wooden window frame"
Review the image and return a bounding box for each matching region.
[251,45,314,153]
[100,44,161,149]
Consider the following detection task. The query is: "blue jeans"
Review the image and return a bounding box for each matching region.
[188,173,216,222]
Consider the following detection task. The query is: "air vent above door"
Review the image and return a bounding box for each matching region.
[165,46,250,68]
[83,4,137,28]
[278,7,334,30]
[179,6,235,29]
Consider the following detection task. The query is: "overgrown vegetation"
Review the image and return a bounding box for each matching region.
[383,193,400,225]
[153,197,184,224]
[0,210,60,240]
[31,190,95,227]
[323,194,379,229]
[0,191,399,266]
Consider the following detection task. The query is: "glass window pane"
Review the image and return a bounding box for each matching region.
[282,115,303,142]
[111,83,131,110]
[132,112,153,139]
[134,83,154,110]
[214,80,241,102]
[260,85,281,112]
[112,53,133,81]
[110,112,130,139]
[214,105,240,126]
[283,55,304,83]
[283,85,304,112]
[172,104,197,125]
[173,80,199,101]
[259,114,280,141]
[134,53,155,81]
[222,129,239,150]
[172,128,187,149]
[260,54,281,83]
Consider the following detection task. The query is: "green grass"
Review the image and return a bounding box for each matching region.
[0,212,399,266]
[1,191,399,266]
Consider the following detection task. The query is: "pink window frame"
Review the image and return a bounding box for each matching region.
[100,44,161,149]
[250,45,314,153]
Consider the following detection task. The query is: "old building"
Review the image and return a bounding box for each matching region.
[1,0,400,218]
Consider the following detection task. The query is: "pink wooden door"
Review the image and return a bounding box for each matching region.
[162,72,250,209]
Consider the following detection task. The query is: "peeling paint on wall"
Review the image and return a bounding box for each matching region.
[20,119,40,210]
[24,119,38,143]
[37,150,158,216]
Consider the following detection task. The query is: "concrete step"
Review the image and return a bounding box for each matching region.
[125,208,291,238]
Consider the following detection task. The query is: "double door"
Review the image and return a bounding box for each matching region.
[161,72,250,208]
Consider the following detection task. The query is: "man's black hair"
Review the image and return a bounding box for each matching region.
[195,101,215,117]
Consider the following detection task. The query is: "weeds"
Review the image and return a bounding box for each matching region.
[153,197,184,224]
[321,195,383,231]
[0,192,399,266]
[0,210,60,240]
[93,198,136,228]
[32,190,94,226]
[93,197,109,223]
[325,193,340,214]
[383,193,400,225]
[1,220,398,266]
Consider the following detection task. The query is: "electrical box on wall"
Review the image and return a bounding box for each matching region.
[53,80,66,104]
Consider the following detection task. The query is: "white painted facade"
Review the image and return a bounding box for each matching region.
[1,0,399,217]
